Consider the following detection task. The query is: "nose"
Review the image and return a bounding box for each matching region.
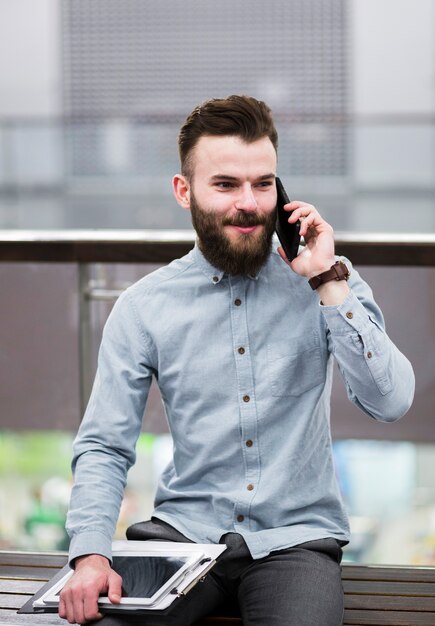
[234,184,258,212]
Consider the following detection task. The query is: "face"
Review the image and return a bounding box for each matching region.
[174,135,278,276]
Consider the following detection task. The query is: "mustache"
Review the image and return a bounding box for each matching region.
[222,213,269,227]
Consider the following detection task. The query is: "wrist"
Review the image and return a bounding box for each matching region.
[317,280,350,306]
[308,260,350,291]
[307,259,337,280]
[74,554,110,571]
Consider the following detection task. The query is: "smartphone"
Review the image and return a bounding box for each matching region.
[275,177,301,262]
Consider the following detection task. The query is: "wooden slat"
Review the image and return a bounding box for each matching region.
[342,579,435,596]
[0,580,42,594]
[0,566,58,579]
[342,565,435,583]
[0,553,67,568]
[343,609,435,626]
[2,595,35,611]
[0,594,32,610]
[345,593,435,611]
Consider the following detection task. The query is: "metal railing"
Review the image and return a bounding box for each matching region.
[1,229,435,417]
[2,229,435,265]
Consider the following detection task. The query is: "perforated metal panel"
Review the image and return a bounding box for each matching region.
[62,0,348,180]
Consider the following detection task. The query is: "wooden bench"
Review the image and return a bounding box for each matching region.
[1,550,435,625]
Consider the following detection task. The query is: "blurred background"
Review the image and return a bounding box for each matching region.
[1,0,434,564]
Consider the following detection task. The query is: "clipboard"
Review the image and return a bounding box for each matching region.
[22,540,226,615]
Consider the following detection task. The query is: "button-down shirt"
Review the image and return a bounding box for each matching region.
[67,242,415,563]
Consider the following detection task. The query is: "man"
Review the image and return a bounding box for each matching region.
[59,95,414,625]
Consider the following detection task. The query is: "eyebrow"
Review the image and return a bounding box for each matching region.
[209,173,276,183]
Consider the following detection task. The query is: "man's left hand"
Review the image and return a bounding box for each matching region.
[277,200,336,278]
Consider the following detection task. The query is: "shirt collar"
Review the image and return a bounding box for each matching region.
[192,241,262,283]
[192,242,225,284]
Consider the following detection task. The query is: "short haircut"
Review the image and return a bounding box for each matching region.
[178,95,278,179]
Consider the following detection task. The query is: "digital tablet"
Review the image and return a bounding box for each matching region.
[37,547,205,609]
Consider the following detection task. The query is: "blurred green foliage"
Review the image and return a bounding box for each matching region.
[0,430,158,477]
[0,431,74,477]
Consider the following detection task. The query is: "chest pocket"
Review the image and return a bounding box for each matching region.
[267,332,326,397]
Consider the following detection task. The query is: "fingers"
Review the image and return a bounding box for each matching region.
[82,588,104,623]
[283,201,332,239]
[282,200,313,214]
[107,570,123,605]
[58,595,68,622]
[277,200,336,277]
[58,555,115,623]
[59,577,106,624]
[59,585,103,624]
[284,201,316,223]
[58,572,121,623]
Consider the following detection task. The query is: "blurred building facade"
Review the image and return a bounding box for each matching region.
[0,0,434,231]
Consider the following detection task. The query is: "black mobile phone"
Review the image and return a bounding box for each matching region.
[275,177,300,262]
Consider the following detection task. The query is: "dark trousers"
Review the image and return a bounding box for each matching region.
[91,518,344,626]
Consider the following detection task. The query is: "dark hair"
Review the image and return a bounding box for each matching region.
[178,95,278,178]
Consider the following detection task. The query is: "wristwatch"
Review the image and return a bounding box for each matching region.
[308,260,350,290]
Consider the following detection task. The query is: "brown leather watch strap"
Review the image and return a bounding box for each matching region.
[308,260,350,290]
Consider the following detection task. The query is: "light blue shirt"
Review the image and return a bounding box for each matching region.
[67,243,415,563]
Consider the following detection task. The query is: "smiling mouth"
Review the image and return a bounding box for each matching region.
[232,224,260,235]
[227,224,262,235]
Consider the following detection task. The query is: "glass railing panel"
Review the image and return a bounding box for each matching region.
[0,119,434,233]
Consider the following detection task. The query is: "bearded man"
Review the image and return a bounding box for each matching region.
[60,95,414,626]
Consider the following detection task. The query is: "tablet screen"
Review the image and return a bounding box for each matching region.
[112,555,188,599]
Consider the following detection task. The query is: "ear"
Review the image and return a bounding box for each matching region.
[172,174,191,210]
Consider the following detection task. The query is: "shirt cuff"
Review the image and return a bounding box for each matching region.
[320,290,371,335]
[68,530,113,568]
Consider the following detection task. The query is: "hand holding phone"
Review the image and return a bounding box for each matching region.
[275,177,301,262]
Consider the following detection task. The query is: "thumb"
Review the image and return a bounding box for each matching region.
[277,246,291,267]
[107,571,123,604]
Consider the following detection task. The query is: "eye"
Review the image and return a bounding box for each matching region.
[256,180,274,189]
[215,181,235,189]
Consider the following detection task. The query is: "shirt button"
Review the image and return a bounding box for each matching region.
[367,351,373,359]
[246,439,253,447]
[247,484,254,491]
[212,276,219,283]
[234,298,242,306]
[238,347,245,355]
[237,515,245,523]
[243,395,250,403]
[346,311,353,319]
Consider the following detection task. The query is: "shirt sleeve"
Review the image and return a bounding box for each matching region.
[66,288,155,565]
[321,259,415,422]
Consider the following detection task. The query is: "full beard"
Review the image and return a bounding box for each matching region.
[190,193,276,276]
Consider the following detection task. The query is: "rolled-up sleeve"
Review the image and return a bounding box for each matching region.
[321,262,415,422]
